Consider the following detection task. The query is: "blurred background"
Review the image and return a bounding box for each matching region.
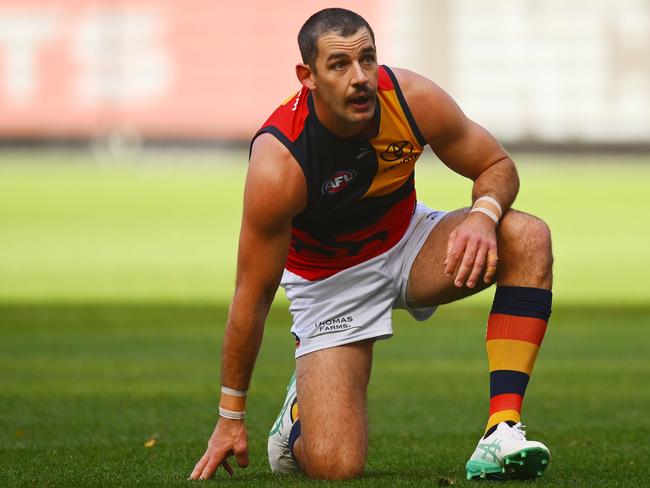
[1,0,648,146]
[1,2,649,486]
[0,0,648,304]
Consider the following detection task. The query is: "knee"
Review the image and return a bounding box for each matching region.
[500,211,552,257]
[499,211,554,284]
[301,444,365,480]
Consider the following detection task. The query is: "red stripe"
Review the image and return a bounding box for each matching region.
[489,393,523,416]
[486,313,547,346]
[377,65,394,91]
[286,191,415,281]
[261,87,309,143]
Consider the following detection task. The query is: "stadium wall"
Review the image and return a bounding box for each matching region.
[0,0,648,146]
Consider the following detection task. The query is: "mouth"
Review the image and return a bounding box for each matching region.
[348,92,373,111]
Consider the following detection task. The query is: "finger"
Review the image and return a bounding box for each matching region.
[454,239,478,287]
[189,454,209,480]
[444,231,462,277]
[466,244,488,288]
[483,247,499,283]
[444,231,456,273]
[446,230,456,258]
[199,455,223,480]
[221,459,234,476]
[234,447,250,468]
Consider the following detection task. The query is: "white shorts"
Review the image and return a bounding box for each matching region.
[281,202,448,358]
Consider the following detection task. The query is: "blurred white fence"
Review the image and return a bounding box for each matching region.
[381,0,650,144]
[0,0,648,144]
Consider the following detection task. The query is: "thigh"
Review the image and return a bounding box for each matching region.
[295,340,373,472]
[407,207,493,307]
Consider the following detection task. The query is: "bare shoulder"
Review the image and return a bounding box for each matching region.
[249,132,300,177]
[246,133,307,225]
[391,67,445,103]
[391,67,468,145]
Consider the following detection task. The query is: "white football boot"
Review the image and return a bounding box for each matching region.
[465,422,550,480]
[268,373,300,473]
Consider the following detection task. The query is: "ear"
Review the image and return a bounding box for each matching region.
[296,63,316,91]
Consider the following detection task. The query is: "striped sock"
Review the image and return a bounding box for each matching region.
[484,286,552,437]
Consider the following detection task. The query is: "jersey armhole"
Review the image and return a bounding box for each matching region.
[382,65,428,147]
[249,126,305,167]
[249,126,313,208]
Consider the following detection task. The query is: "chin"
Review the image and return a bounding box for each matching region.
[349,104,375,123]
[347,113,369,123]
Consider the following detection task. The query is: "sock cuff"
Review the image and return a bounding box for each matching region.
[288,419,301,457]
[491,286,553,321]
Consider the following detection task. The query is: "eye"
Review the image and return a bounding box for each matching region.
[332,61,346,70]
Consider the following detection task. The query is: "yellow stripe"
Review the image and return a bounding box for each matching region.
[364,89,422,198]
[485,409,521,432]
[377,90,417,142]
[281,90,299,105]
[486,339,539,375]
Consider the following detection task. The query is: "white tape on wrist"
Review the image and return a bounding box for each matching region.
[470,206,499,224]
[221,386,248,397]
[219,407,245,420]
[474,196,502,216]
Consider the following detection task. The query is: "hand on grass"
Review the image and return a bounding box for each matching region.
[444,211,498,288]
[189,418,249,480]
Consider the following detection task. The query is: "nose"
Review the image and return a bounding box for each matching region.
[351,60,369,86]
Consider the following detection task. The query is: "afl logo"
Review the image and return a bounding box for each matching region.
[381,141,413,161]
[322,170,357,194]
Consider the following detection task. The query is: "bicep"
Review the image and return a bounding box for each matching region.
[431,118,509,181]
[234,134,306,302]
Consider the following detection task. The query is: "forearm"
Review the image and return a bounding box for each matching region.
[220,285,275,391]
[471,157,519,211]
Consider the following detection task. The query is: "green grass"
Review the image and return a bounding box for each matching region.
[1,151,649,304]
[1,150,650,486]
[2,304,649,487]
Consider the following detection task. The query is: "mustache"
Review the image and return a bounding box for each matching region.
[346,88,375,103]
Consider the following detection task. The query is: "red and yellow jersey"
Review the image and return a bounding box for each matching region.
[251,65,427,281]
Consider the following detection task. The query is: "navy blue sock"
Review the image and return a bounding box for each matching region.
[288,419,301,458]
[491,285,552,321]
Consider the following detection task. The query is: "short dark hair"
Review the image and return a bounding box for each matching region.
[298,8,375,69]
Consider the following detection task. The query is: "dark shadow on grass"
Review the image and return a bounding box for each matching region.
[0,302,293,329]
[2,301,650,327]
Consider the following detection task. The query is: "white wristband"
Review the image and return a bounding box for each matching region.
[470,206,499,224]
[219,407,245,420]
[221,386,247,397]
[474,196,502,217]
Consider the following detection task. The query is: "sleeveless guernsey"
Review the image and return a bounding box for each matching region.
[251,65,427,281]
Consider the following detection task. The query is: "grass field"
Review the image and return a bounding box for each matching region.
[1,150,650,486]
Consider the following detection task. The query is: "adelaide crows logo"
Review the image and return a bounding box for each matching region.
[381,141,413,161]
